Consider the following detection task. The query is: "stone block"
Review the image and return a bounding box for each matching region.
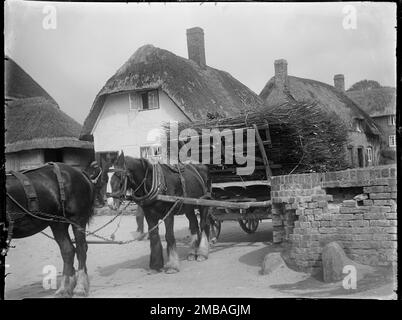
[385,213,397,220]
[369,220,391,227]
[322,242,374,283]
[363,212,386,220]
[261,252,287,275]
[363,199,373,206]
[369,193,391,200]
[364,186,386,193]
[342,200,357,207]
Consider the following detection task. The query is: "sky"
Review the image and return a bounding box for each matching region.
[5,1,397,124]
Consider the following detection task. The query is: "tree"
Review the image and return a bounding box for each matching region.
[347,80,382,91]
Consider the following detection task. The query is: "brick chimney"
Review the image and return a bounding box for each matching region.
[186,27,206,68]
[334,74,345,91]
[274,59,288,87]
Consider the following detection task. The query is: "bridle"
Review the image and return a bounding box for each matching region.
[107,161,164,205]
[90,168,103,184]
[106,168,129,200]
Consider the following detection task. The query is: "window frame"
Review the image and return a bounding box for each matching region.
[388,115,396,126]
[140,145,162,162]
[355,119,363,133]
[366,147,373,163]
[129,89,160,111]
[389,135,396,147]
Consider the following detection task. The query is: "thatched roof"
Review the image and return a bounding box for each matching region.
[5,56,57,104]
[346,87,396,117]
[260,76,381,137]
[80,44,266,139]
[6,97,93,153]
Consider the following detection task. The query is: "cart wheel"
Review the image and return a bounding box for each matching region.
[239,218,259,234]
[209,216,221,244]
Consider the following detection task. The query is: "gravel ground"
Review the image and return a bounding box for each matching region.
[4,212,396,299]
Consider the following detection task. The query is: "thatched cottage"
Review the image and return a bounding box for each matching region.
[346,86,396,164]
[5,56,93,171]
[80,27,266,166]
[260,60,382,168]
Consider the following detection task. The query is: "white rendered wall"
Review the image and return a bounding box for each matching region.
[92,89,189,158]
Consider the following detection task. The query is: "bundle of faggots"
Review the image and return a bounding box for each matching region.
[163,100,349,181]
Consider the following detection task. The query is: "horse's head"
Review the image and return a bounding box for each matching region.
[106,151,127,210]
[84,161,102,184]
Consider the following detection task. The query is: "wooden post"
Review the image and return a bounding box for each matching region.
[264,120,272,148]
[252,124,272,180]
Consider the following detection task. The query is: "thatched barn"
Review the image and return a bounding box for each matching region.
[5,56,93,171]
[347,87,396,164]
[80,27,266,167]
[260,60,382,168]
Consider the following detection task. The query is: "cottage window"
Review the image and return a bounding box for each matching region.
[389,135,396,147]
[388,115,396,126]
[140,145,162,163]
[129,90,159,111]
[355,119,363,132]
[366,147,373,163]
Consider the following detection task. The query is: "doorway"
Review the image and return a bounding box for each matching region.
[44,149,63,163]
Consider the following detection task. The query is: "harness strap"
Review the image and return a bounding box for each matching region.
[187,164,208,195]
[177,164,187,198]
[9,170,39,212]
[48,162,66,216]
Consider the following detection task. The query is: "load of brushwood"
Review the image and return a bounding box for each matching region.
[163,100,349,181]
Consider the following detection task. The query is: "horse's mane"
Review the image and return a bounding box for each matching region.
[124,156,151,173]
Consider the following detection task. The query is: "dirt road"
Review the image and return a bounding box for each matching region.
[5,215,396,299]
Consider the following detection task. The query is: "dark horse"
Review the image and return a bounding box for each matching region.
[6,163,95,297]
[107,151,211,273]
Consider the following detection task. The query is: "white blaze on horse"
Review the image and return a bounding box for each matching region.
[106,151,211,273]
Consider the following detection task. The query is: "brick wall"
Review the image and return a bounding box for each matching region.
[270,165,397,274]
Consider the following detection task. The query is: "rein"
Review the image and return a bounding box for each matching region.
[90,168,103,184]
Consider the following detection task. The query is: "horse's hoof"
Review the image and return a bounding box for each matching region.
[73,286,88,297]
[165,268,179,274]
[74,270,89,297]
[147,269,162,275]
[196,255,207,262]
[210,237,217,245]
[187,254,196,261]
[54,289,72,298]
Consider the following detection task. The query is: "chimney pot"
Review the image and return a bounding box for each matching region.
[186,27,206,68]
[334,74,345,91]
[274,59,288,87]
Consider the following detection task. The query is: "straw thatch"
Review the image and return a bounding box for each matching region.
[164,100,349,181]
[6,97,93,153]
[346,87,396,117]
[260,76,381,137]
[80,44,266,140]
[5,56,57,104]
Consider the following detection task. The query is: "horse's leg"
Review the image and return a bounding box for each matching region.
[72,224,90,297]
[196,206,210,262]
[144,209,164,272]
[164,214,180,273]
[50,223,77,297]
[185,207,199,261]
